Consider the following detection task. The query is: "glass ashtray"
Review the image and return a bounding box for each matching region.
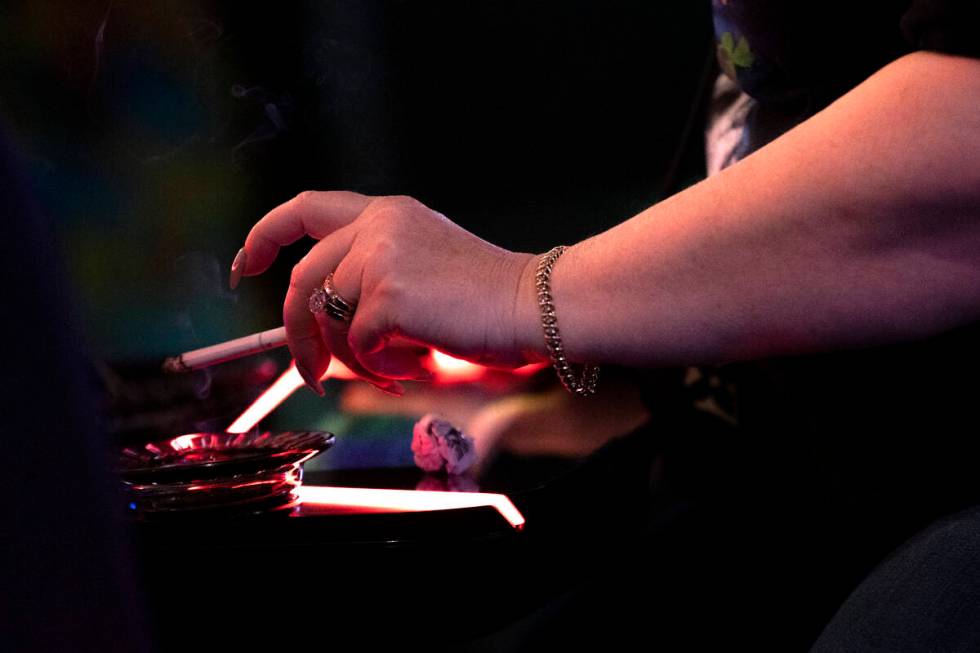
[118,431,334,518]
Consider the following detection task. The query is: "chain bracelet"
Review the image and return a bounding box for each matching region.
[535,246,600,397]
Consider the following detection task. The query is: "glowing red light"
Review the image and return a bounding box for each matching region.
[226,364,306,434]
[169,433,200,450]
[296,485,525,530]
[226,358,358,434]
[325,358,357,380]
[510,362,547,376]
[227,350,542,434]
[255,359,279,380]
[426,350,486,383]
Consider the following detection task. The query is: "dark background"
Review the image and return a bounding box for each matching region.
[8,5,980,651]
[0,6,714,649]
[1,0,711,362]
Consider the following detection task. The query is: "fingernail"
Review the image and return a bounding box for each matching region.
[229,247,246,290]
[296,363,325,396]
[411,371,434,382]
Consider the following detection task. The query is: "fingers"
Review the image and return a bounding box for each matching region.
[284,285,328,396]
[283,226,357,393]
[330,255,428,385]
[346,307,430,381]
[307,248,391,390]
[312,311,405,395]
[357,342,432,381]
[239,191,374,279]
[235,189,432,393]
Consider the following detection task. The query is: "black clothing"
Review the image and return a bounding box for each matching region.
[699,1,980,649]
[812,505,980,652]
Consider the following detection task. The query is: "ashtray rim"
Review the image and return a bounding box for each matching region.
[117,430,335,484]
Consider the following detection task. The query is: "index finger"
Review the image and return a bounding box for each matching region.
[241,190,374,277]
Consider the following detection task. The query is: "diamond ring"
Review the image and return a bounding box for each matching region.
[308,273,357,323]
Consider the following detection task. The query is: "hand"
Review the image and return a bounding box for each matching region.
[234,191,538,394]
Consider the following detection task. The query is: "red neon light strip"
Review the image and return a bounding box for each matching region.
[227,349,544,434]
[296,485,525,530]
[226,358,357,434]
[226,363,306,434]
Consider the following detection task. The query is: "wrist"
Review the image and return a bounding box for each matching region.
[513,251,550,364]
[531,245,600,396]
[546,242,585,360]
[512,243,600,367]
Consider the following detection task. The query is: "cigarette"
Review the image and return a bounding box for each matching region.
[162,326,288,373]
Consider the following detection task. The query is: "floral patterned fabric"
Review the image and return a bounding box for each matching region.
[711,0,980,109]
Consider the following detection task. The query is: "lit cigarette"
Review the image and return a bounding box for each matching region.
[162,326,287,373]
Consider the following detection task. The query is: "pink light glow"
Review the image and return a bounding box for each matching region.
[226,358,358,434]
[426,350,486,383]
[510,361,548,376]
[296,485,525,530]
[227,350,543,434]
[326,358,357,380]
[169,433,200,450]
[226,364,305,434]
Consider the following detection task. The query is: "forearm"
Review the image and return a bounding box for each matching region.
[516,52,980,367]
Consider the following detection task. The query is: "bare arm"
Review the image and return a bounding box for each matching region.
[515,51,980,367]
[239,52,980,389]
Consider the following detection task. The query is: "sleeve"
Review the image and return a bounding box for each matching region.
[901,0,980,58]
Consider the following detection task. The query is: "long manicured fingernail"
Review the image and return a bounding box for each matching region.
[229,248,247,290]
[296,363,325,397]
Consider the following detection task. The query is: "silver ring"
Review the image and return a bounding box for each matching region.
[308,273,357,323]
